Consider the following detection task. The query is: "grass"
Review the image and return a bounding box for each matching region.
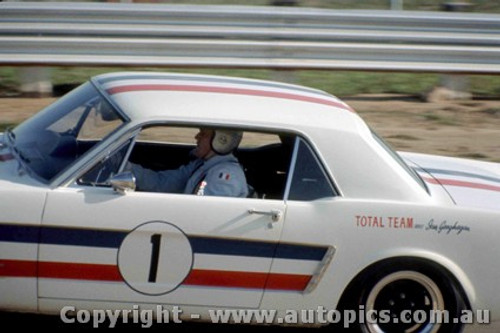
[297,71,441,97]
[3,67,500,99]
[0,123,18,132]
[386,134,420,141]
[481,108,500,116]
[421,112,459,126]
[458,152,490,160]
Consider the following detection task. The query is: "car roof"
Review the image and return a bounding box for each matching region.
[85,72,431,203]
[93,71,362,133]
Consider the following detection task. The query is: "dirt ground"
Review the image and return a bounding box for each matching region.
[345,94,500,163]
[1,95,500,163]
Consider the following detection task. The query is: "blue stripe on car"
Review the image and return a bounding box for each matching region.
[0,223,327,261]
[414,167,500,184]
[0,224,39,243]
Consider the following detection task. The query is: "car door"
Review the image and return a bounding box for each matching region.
[261,137,338,308]
[38,185,285,310]
[37,128,288,310]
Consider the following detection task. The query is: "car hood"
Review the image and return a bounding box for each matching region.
[400,152,500,212]
[0,136,43,189]
[0,151,30,187]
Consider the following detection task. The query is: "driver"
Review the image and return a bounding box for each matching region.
[129,128,248,198]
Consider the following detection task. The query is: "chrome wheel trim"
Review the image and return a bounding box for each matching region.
[365,270,445,333]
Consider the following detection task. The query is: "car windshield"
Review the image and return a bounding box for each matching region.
[11,82,125,183]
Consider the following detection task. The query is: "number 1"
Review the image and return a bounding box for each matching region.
[148,234,161,283]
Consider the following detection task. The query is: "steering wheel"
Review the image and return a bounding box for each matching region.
[39,130,78,160]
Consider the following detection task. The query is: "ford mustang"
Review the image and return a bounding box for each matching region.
[1,72,499,332]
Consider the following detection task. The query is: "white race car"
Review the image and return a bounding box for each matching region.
[1,72,499,332]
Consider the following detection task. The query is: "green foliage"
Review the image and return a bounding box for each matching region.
[3,67,500,98]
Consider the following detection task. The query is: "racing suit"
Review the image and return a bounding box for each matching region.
[130,154,248,198]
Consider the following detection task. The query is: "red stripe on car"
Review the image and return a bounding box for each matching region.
[106,84,354,112]
[38,262,122,281]
[424,177,500,193]
[1,260,312,291]
[0,259,37,277]
[183,268,311,291]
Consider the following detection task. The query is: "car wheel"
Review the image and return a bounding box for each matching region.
[337,259,468,333]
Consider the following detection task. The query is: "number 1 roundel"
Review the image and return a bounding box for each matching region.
[117,221,193,295]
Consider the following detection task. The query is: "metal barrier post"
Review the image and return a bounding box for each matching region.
[426,1,474,101]
[19,67,53,97]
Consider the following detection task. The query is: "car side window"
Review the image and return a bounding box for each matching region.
[125,126,294,200]
[287,138,336,201]
[76,125,296,199]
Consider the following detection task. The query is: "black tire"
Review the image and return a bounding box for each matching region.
[336,258,468,333]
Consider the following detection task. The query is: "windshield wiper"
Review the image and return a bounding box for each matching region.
[0,127,14,150]
[5,127,16,145]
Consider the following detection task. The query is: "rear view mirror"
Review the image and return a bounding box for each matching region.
[110,171,136,194]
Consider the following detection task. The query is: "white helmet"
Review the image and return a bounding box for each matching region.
[211,129,243,155]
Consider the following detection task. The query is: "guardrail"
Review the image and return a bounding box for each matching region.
[2,2,500,73]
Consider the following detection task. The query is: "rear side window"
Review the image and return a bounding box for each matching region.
[287,138,336,201]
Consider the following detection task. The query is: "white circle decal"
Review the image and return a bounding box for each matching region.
[118,221,193,295]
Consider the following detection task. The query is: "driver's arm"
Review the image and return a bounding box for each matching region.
[129,161,197,193]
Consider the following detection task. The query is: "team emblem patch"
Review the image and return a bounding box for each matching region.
[219,172,231,180]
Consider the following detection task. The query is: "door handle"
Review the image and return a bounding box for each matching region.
[248,208,283,223]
